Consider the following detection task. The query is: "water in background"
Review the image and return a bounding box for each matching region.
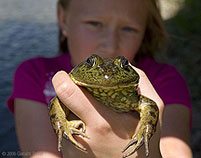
[0,0,58,154]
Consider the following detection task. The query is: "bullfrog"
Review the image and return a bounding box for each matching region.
[48,54,159,158]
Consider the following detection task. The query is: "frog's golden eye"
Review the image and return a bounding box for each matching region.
[86,57,93,64]
[121,58,130,71]
[121,58,129,67]
[122,59,129,66]
[86,56,95,67]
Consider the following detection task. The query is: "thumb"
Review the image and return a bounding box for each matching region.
[52,70,94,122]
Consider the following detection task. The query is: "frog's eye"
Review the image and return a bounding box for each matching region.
[121,58,130,71]
[121,58,129,67]
[86,56,95,67]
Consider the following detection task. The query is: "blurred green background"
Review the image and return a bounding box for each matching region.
[160,0,201,156]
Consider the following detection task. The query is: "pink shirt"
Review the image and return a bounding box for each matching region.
[7,53,191,115]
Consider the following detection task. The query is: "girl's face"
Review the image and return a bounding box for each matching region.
[59,0,147,66]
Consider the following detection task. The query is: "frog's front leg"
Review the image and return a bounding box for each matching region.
[122,95,159,158]
[48,96,90,152]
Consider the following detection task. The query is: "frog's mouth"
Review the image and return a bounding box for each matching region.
[70,75,138,90]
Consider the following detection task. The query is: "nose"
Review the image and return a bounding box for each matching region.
[96,27,119,57]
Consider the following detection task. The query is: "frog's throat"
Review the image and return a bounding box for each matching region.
[70,77,138,89]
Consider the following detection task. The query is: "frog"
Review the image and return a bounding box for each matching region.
[48,54,159,158]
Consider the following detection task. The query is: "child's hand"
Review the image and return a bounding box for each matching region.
[52,67,164,158]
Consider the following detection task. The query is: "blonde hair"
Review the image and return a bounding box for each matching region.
[57,0,168,61]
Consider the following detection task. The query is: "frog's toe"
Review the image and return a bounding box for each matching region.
[122,136,144,158]
[63,131,87,151]
[68,120,90,139]
[63,120,90,151]
[57,129,63,152]
[122,137,138,153]
[69,120,86,133]
[122,124,151,158]
[66,125,90,139]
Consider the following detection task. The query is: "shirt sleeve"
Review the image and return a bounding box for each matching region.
[153,65,192,110]
[7,59,47,113]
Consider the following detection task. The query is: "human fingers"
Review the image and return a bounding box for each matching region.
[131,66,164,112]
[52,70,97,123]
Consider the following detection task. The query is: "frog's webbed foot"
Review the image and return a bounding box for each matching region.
[62,120,90,151]
[48,97,90,152]
[122,96,159,158]
[55,119,90,152]
[122,123,153,158]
